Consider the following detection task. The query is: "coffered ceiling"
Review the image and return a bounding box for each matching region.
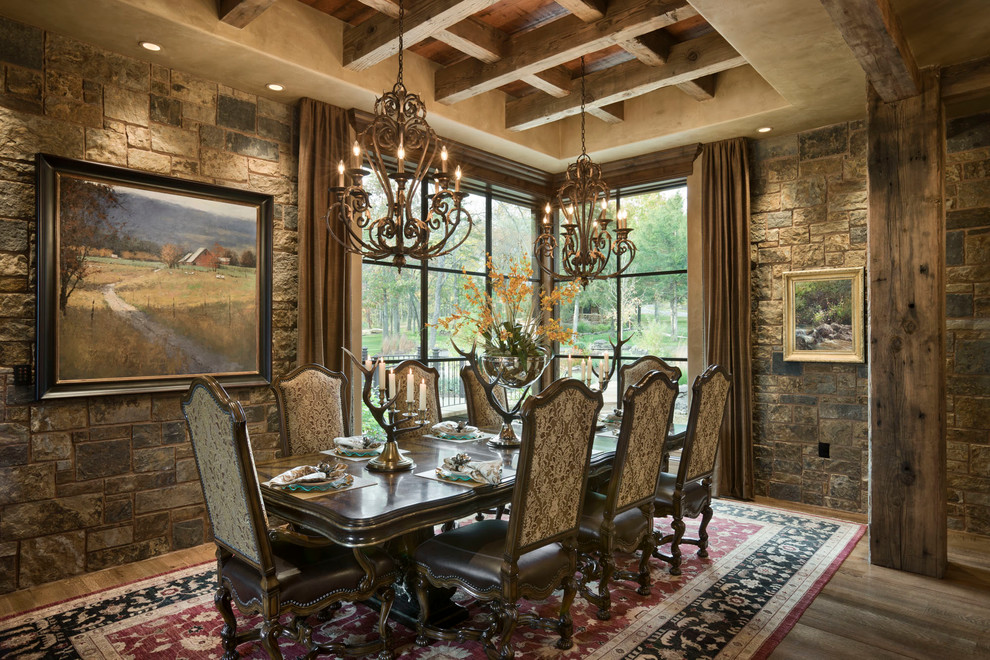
[1,0,988,171]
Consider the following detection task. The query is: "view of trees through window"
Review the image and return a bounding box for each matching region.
[360,173,688,415]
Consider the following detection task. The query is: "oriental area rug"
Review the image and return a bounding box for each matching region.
[0,501,862,659]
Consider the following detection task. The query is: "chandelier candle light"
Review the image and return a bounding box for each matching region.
[326,0,471,270]
[535,57,636,287]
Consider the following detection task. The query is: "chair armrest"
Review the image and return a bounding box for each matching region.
[268,525,336,548]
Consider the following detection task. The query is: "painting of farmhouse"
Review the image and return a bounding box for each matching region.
[54,173,262,384]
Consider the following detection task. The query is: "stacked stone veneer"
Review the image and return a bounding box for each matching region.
[945,111,990,536]
[748,122,870,514]
[0,17,300,593]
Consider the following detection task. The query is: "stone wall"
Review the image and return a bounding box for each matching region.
[748,122,870,513]
[0,17,299,593]
[945,111,990,536]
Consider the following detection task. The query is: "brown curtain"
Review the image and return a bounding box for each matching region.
[701,138,754,500]
[297,98,352,371]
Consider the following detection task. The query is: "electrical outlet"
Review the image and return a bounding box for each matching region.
[818,442,830,459]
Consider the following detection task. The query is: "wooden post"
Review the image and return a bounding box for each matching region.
[867,66,947,577]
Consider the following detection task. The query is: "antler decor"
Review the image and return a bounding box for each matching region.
[452,339,542,448]
[342,348,425,472]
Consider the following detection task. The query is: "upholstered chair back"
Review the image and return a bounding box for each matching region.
[679,365,732,485]
[509,379,603,555]
[272,364,350,455]
[393,360,442,442]
[618,356,681,401]
[460,365,509,429]
[182,376,270,569]
[612,371,679,511]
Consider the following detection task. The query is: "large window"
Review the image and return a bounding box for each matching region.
[360,175,537,414]
[557,184,689,413]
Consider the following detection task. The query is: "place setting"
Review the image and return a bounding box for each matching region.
[263,460,376,500]
[423,420,492,444]
[416,452,503,488]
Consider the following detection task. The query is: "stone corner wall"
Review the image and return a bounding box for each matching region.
[0,16,299,593]
[945,111,990,536]
[748,121,870,514]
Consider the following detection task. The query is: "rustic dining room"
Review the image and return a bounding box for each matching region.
[0,0,988,658]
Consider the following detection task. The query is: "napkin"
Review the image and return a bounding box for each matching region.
[431,421,478,437]
[436,453,502,485]
[266,461,353,489]
[334,435,384,451]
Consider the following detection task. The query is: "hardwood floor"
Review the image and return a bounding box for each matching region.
[2,498,988,658]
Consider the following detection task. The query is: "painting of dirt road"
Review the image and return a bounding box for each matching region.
[37,154,273,397]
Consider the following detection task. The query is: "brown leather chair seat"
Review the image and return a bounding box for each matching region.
[578,491,650,547]
[655,472,709,513]
[414,520,572,595]
[223,541,397,609]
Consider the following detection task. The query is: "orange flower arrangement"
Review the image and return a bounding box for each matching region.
[436,255,579,355]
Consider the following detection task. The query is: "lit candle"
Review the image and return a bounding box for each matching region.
[618,208,627,230]
[406,370,414,402]
[599,198,607,220]
[397,141,405,174]
[440,145,448,173]
[454,166,461,193]
[337,160,345,187]
[580,358,586,383]
[419,377,427,410]
[603,353,609,376]
[364,357,372,372]
[352,140,361,168]
[545,202,552,215]
[388,369,396,397]
[377,358,385,388]
[567,204,575,218]
[587,357,593,385]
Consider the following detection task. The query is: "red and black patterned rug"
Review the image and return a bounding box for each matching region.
[0,501,862,659]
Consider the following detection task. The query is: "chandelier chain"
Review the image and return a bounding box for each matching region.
[397,0,404,84]
[580,56,586,156]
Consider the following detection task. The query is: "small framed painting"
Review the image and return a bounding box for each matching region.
[783,267,865,363]
[36,153,273,399]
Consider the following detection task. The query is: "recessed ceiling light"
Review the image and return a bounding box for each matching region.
[266,83,284,92]
[139,41,162,52]
[757,126,773,133]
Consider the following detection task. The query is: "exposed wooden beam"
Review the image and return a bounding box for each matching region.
[344,0,502,71]
[435,0,697,104]
[217,0,275,28]
[506,32,744,131]
[354,0,507,63]
[941,55,990,104]
[555,0,606,22]
[868,66,946,577]
[819,0,920,102]
[621,29,676,66]
[677,74,716,101]
[522,66,573,97]
[587,102,624,123]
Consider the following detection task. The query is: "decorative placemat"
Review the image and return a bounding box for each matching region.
[414,469,495,488]
[422,432,493,444]
[319,448,409,462]
[280,475,378,500]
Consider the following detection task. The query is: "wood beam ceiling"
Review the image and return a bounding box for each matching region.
[587,102,624,123]
[505,32,744,130]
[344,0,503,71]
[435,0,698,104]
[217,0,276,28]
[819,0,920,102]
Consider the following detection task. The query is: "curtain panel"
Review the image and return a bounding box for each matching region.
[701,138,755,500]
[297,99,352,371]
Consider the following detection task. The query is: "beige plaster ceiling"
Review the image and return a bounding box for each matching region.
[1,0,988,171]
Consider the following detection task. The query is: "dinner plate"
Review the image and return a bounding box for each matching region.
[438,432,487,441]
[436,470,474,482]
[283,478,352,492]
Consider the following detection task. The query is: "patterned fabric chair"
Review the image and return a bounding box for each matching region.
[271,364,349,456]
[182,376,398,660]
[577,370,679,620]
[460,365,509,430]
[392,359,442,442]
[411,379,604,660]
[653,365,732,575]
[618,355,681,402]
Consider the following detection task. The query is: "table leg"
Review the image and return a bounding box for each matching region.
[382,526,469,629]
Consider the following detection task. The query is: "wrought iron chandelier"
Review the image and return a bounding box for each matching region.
[535,57,635,287]
[326,0,471,270]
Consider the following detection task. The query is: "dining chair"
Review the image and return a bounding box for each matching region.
[653,364,732,575]
[411,378,604,660]
[392,359,442,442]
[618,355,682,401]
[460,365,509,430]
[577,370,679,620]
[271,363,349,456]
[182,376,398,660]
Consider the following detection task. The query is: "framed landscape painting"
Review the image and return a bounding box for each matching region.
[783,267,865,363]
[36,154,273,399]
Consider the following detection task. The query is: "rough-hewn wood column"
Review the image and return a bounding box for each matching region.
[867,66,947,578]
